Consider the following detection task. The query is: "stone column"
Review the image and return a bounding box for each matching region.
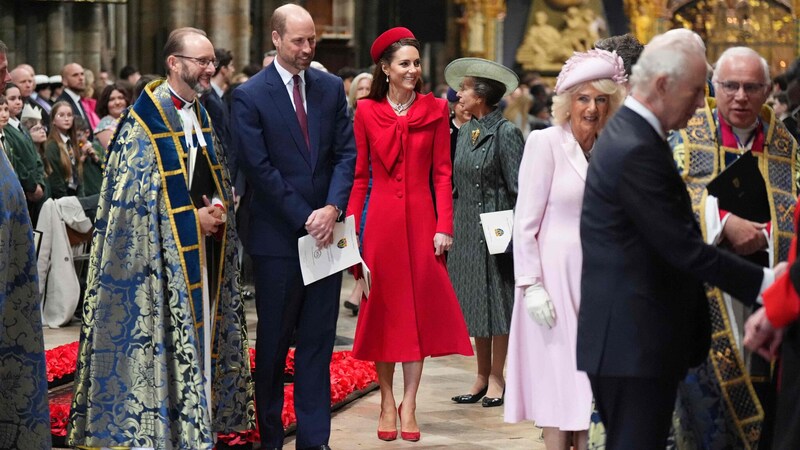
[47,2,66,74]
[83,4,103,74]
[169,0,194,30]
[0,0,18,63]
[114,4,128,75]
[206,0,250,72]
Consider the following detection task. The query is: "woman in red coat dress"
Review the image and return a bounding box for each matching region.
[347,27,473,442]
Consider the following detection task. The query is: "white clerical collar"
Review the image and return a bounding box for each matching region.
[624,96,666,140]
[273,59,305,87]
[166,82,206,188]
[167,84,196,110]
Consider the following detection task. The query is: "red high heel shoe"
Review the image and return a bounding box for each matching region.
[377,410,397,441]
[398,404,420,442]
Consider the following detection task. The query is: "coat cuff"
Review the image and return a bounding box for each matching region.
[763,272,800,328]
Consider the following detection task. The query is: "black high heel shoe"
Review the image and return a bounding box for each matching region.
[481,388,505,407]
[343,300,359,316]
[451,385,488,404]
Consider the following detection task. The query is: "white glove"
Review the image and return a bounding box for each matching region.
[524,283,556,328]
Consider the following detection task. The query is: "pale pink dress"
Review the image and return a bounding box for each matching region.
[504,123,592,430]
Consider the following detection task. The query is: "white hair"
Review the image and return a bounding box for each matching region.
[712,46,770,84]
[629,31,706,96]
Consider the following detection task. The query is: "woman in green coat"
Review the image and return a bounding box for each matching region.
[445,58,524,407]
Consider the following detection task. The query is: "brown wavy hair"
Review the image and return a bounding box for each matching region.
[48,101,83,182]
[367,37,423,102]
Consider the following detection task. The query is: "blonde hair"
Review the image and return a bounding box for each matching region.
[551,78,626,125]
[348,72,373,111]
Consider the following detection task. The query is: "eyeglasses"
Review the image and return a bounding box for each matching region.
[174,54,219,69]
[715,80,767,96]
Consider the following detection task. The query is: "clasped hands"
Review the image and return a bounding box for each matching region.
[744,261,788,360]
[198,195,226,237]
[722,214,767,255]
[305,205,338,248]
[524,283,556,328]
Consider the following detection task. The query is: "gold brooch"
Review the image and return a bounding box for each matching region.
[471,129,480,145]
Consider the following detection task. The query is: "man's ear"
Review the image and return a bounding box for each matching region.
[655,75,669,97]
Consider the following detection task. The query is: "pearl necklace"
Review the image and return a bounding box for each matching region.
[387,91,416,114]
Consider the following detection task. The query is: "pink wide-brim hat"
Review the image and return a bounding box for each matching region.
[554,49,628,95]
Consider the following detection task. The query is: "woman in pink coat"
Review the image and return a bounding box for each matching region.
[504,50,627,450]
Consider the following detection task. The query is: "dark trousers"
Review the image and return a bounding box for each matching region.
[589,375,680,450]
[774,323,800,450]
[252,255,341,449]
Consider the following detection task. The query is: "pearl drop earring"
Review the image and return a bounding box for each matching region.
[386,75,389,83]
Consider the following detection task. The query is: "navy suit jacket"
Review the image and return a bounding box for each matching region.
[577,105,764,380]
[200,87,243,193]
[231,63,356,257]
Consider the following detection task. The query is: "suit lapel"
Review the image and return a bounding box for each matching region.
[305,69,320,172]
[265,65,312,167]
[562,124,588,181]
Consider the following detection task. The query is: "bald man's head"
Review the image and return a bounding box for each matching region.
[62,63,85,93]
[271,3,313,37]
[10,67,33,97]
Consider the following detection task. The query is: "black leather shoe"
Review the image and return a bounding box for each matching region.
[451,385,488,404]
[298,446,332,450]
[482,389,505,407]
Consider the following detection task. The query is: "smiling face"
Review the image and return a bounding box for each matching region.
[714,54,770,128]
[383,45,421,95]
[272,11,316,74]
[175,34,216,92]
[107,89,128,118]
[568,83,610,144]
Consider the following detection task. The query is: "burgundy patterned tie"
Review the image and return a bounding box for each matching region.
[292,74,310,149]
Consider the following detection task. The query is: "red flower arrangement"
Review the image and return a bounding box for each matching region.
[45,341,79,384]
[48,343,377,446]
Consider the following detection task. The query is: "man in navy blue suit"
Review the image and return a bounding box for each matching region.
[230,4,356,450]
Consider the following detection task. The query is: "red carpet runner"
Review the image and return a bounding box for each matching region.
[46,342,378,446]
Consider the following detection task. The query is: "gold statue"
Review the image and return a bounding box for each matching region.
[516,11,570,71]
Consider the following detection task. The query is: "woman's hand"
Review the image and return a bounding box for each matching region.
[433,232,453,256]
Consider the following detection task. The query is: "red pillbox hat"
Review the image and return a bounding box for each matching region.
[370,27,415,64]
